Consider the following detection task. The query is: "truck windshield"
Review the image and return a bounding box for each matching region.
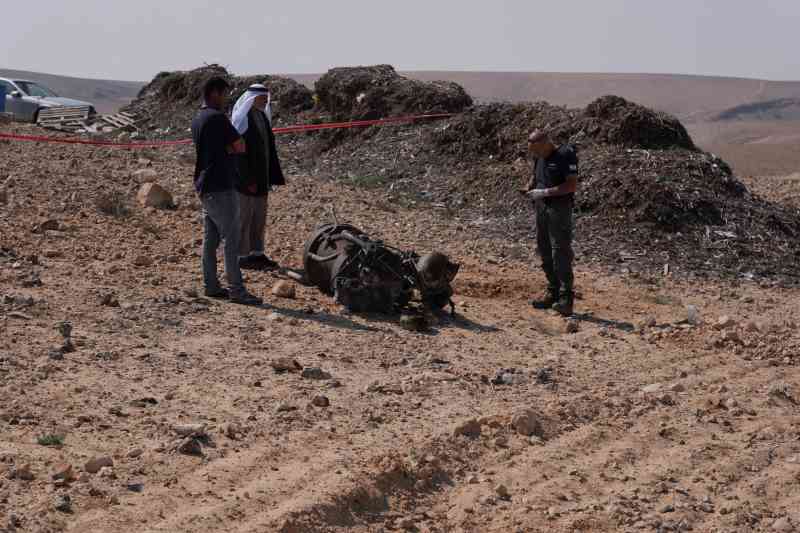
[14,81,58,98]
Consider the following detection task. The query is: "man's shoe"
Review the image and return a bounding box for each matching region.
[531,288,559,310]
[251,255,279,270]
[230,290,263,306]
[239,257,260,270]
[204,287,230,299]
[552,292,574,317]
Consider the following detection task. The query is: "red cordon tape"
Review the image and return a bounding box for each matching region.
[0,113,453,149]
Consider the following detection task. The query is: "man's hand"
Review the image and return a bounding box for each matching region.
[226,138,246,154]
[527,188,549,201]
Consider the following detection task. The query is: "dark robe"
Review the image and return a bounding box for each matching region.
[236,108,285,196]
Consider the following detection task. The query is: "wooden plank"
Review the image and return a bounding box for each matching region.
[100,116,127,128]
[108,114,136,126]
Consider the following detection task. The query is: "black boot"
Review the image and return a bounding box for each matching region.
[531,287,559,310]
[552,290,574,317]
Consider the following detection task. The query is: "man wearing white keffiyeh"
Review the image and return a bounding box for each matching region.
[230,83,285,270]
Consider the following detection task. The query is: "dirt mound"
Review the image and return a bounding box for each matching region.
[123,65,313,136]
[314,65,472,120]
[578,95,695,149]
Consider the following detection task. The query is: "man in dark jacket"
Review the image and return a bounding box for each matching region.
[231,84,286,270]
[522,130,578,316]
[190,77,262,306]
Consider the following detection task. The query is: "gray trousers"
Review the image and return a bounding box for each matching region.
[535,198,574,293]
[238,193,268,257]
[201,190,244,293]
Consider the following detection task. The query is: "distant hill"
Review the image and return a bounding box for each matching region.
[0,68,143,114]
[712,98,800,122]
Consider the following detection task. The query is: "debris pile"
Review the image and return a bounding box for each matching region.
[293,95,800,284]
[314,64,473,120]
[122,64,314,137]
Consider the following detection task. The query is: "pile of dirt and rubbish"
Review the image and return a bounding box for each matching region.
[315,64,473,120]
[120,64,800,284]
[121,64,314,138]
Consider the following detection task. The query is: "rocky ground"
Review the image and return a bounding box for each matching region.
[1,122,800,533]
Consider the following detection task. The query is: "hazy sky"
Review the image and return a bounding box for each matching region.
[2,0,799,82]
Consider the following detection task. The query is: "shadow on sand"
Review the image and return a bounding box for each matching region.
[572,312,635,333]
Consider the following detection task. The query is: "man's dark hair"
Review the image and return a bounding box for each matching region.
[203,76,230,101]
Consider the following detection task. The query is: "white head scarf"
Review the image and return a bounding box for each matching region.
[231,83,272,134]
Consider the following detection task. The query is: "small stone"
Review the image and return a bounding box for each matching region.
[669,383,686,393]
[84,456,114,474]
[126,482,145,493]
[725,398,739,409]
[271,281,296,299]
[54,494,72,513]
[660,504,675,513]
[133,255,153,267]
[565,319,580,334]
[43,249,63,259]
[50,463,74,482]
[721,330,742,344]
[636,316,657,331]
[642,383,663,394]
[511,409,543,437]
[276,403,297,413]
[773,517,794,532]
[11,463,35,481]
[98,466,115,479]
[311,395,330,408]
[715,316,736,330]
[127,448,144,459]
[744,321,760,332]
[99,293,120,307]
[494,435,509,448]
[270,357,302,373]
[495,484,510,499]
[173,423,207,437]
[133,168,158,181]
[399,314,429,332]
[452,418,481,439]
[177,437,203,456]
[267,312,283,322]
[467,475,479,484]
[136,182,173,209]
[399,517,416,530]
[301,367,332,380]
[35,219,61,233]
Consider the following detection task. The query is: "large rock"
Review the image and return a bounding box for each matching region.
[137,183,173,209]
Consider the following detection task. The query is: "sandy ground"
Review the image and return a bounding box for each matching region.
[1,128,799,533]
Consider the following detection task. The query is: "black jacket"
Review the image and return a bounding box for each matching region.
[236,109,285,196]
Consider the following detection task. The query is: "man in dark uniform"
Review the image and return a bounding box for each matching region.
[522,130,578,316]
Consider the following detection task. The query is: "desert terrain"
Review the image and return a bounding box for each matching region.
[1,66,800,533]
